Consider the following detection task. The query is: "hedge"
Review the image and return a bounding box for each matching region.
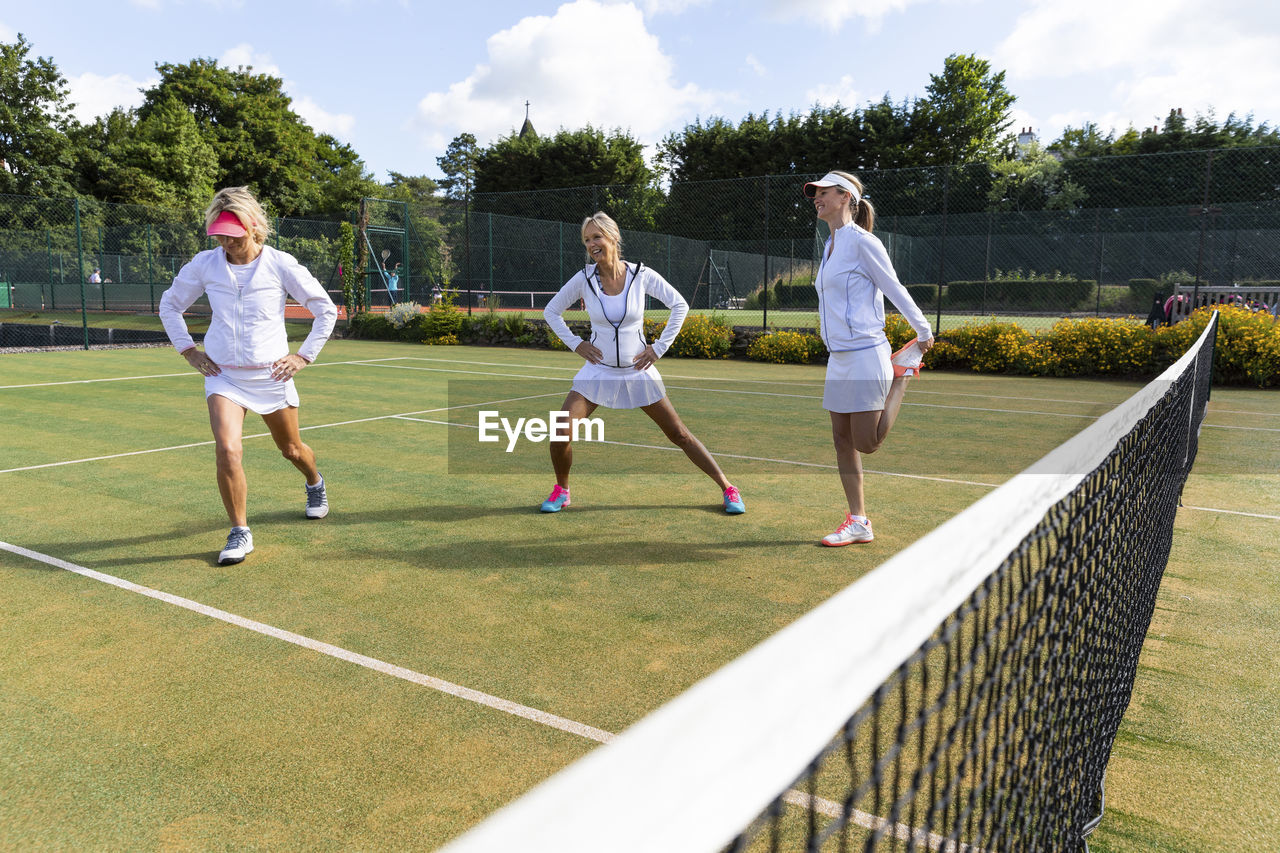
[341,303,1278,386]
[945,278,1095,311]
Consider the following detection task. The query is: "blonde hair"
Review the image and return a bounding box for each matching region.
[205,186,272,244]
[581,211,623,266]
[829,170,875,232]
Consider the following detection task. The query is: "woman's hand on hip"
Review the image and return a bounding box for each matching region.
[271,353,307,381]
[575,341,603,364]
[632,344,659,371]
[182,347,220,376]
[917,337,935,353]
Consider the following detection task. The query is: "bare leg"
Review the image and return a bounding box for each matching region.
[549,391,599,488]
[640,396,731,490]
[208,394,249,527]
[830,411,868,517]
[261,405,320,485]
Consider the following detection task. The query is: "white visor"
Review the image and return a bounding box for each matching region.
[803,173,861,204]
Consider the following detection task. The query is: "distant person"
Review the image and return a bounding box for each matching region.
[387,262,401,303]
[88,268,102,284]
[159,186,338,566]
[1146,294,1166,329]
[431,283,443,305]
[541,211,744,515]
[805,171,933,546]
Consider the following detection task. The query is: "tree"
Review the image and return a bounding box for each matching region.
[74,99,218,210]
[912,54,1016,167]
[383,171,439,205]
[436,133,478,200]
[987,142,1085,211]
[474,125,652,193]
[0,33,76,197]
[137,58,376,215]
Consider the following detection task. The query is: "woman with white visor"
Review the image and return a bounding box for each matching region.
[160,186,338,565]
[805,171,933,546]
[541,211,744,515]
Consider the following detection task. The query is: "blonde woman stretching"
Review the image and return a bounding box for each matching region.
[805,171,933,546]
[540,212,745,515]
[159,187,338,565]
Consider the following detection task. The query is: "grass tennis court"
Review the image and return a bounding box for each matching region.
[1,340,1276,851]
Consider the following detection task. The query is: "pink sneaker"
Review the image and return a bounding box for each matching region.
[723,485,745,514]
[540,484,571,513]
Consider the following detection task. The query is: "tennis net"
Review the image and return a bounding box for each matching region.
[441,312,1218,853]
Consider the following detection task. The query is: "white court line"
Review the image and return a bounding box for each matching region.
[1181,505,1280,521]
[0,357,415,390]
[0,540,963,851]
[0,540,613,743]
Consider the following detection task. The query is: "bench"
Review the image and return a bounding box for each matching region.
[1168,285,1280,322]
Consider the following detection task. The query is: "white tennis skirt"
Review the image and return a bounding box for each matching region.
[823,342,893,413]
[572,362,667,409]
[205,366,299,415]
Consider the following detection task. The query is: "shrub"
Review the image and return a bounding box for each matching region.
[347,311,392,339]
[657,312,733,358]
[746,330,824,364]
[1161,304,1280,386]
[1044,317,1154,376]
[422,293,463,343]
[388,301,422,330]
[1128,278,1163,307]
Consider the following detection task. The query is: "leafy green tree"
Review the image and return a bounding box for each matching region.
[474,125,652,193]
[912,54,1016,167]
[74,99,218,210]
[137,58,376,215]
[987,142,1085,211]
[383,171,439,205]
[0,33,76,197]
[436,133,478,200]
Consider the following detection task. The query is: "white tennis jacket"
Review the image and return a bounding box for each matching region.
[816,222,932,352]
[544,262,689,368]
[159,245,338,367]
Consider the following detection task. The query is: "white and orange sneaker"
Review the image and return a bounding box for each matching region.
[890,339,926,378]
[822,513,874,546]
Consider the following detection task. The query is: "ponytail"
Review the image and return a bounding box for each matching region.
[854,197,875,232]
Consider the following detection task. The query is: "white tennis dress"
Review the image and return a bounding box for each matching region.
[544,262,689,409]
[159,245,337,415]
[815,223,931,413]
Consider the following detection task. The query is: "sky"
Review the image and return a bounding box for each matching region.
[4,0,1279,184]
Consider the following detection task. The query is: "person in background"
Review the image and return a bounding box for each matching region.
[805,171,934,546]
[159,186,338,566]
[541,211,745,515]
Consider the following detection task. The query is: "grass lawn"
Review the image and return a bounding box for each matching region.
[0,341,1275,850]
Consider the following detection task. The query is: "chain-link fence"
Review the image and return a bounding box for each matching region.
[466,146,1280,330]
[4,147,1279,348]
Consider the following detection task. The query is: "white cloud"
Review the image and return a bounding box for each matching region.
[415,0,718,156]
[641,0,713,13]
[219,43,282,77]
[766,0,927,29]
[745,53,767,77]
[65,72,157,123]
[293,95,356,137]
[806,74,860,108]
[0,20,16,41]
[995,0,1280,137]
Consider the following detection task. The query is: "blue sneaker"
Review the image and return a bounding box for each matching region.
[540,484,571,513]
[723,485,745,514]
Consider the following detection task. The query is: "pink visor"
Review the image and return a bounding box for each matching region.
[207,210,248,238]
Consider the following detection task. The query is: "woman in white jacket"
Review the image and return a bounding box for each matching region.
[541,212,744,515]
[805,171,934,547]
[159,187,338,565]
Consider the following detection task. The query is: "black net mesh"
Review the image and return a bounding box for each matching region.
[725,314,1216,853]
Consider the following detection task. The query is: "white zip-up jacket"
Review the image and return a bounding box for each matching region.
[544,262,689,367]
[159,245,338,367]
[816,222,931,352]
